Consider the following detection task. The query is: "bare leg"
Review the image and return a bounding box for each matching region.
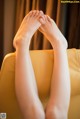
[39,16,70,119]
[13,11,45,119]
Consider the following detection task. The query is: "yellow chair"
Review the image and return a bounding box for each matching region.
[0,49,80,119]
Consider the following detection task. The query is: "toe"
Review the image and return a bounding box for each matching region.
[46,15,51,22]
[39,17,45,24]
[36,10,40,16]
[36,11,43,19]
[38,11,45,24]
[38,11,44,17]
[29,11,32,17]
[34,10,40,18]
[39,11,44,18]
[33,10,37,16]
[40,10,44,14]
[29,10,36,17]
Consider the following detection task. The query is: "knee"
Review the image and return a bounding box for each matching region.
[46,108,58,119]
[34,107,45,119]
[46,106,67,119]
[26,104,45,119]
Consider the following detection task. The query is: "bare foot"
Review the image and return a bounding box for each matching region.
[13,10,44,49]
[39,15,68,49]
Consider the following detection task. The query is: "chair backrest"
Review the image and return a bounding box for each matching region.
[0,49,80,119]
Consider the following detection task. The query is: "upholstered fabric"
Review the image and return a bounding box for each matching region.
[0,49,80,119]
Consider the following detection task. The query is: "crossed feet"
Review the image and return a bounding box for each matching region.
[13,10,68,50]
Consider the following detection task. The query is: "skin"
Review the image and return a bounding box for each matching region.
[39,15,70,119]
[14,10,45,119]
[39,15,68,49]
[13,10,70,119]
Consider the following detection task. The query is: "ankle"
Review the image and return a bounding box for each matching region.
[51,39,67,50]
[13,32,32,49]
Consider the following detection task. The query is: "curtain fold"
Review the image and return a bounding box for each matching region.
[67,4,80,48]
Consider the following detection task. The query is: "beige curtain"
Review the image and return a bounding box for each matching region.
[14,0,61,50]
